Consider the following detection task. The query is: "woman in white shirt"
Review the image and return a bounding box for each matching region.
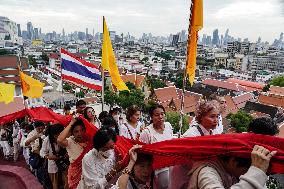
[120,105,142,140]
[77,128,122,189]
[139,104,174,189]
[40,124,68,189]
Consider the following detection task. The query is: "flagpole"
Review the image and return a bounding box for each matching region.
[178,0,194,137]
[101,16,105,112]
[60,49,65,110]
[17,55,28,110]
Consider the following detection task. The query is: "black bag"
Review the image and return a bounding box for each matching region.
[50,142,70,171]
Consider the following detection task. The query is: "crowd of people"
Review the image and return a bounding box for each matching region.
[0,96,283,189]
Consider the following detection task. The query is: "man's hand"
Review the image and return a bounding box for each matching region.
[251,145,277,173]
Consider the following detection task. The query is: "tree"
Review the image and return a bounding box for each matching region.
[263,84,270,92]
[28,55,37,68]
[76,91,85,98]
[41,54,49,62]
[63,83,72,91]
[270,76,284,87]
[141,57,149,64]
[226,110,253,133]
[166,111,189,134]
[104,90,119,109]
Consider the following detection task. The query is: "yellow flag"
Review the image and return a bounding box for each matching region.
[0,83,15,104]
[186,0,203,86]
[101,18,129,91]
[20,71,45,98]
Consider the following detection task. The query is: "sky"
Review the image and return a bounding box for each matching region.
[0,0,283,43]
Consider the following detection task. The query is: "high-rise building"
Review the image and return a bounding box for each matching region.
[86,28,88,41]
[0,16,22,46]
[224,29,229,45]
[62,28,65,37]
[17,24,21,37]
[202,34,206,45]
[34,28,39,39]
[27,22,33,40]
[172,34,179,46]
[109,31,116,41]
[212,29,219,46]
[206,36,212,46]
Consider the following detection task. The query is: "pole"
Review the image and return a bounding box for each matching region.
[60,51,65,110]
[178,0,194,137]
[17,55,27,109]
[101,16,105,112]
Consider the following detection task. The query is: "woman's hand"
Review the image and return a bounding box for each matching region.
[129,145,142,164]
[70,113,79,125]
[251,145,277,173]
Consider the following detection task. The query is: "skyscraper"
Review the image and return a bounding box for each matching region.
[17,24,21,37]
[86,28,88,41]
[224,29,229,45]
[27,22,33,40]
[34,28,39,39]
[212,29,219,46]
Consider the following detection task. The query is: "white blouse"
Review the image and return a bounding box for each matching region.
[77,148,116,189]
[119,122,143,140]
[40,136,60,173]
[139,122,174,144]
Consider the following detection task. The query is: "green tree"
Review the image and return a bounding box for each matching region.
[262,84,270,92]
[226,110,253,133]
[0,49,9,55]
[116,82,145,110]
[104,90,119,109]
[166,111,189,134]
[63,83,72,91]
[76,91,85,98]
[141,57,149,64]
[41,53,49,62]
[28,55,37,67]
[269,76,284,87]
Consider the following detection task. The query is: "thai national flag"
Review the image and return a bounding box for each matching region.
[60,48,102,91]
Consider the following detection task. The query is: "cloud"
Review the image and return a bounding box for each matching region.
[0,0,283,42]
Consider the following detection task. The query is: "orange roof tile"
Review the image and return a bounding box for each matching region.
[226,78,264,91]
[120,74,146,88]
[224,96,239,116]
[0,97,25,117]
[258,94,284,109]
[232,93,254,109]
[269,86,284,96]
[154,86,179,103]
[202,79,246,92]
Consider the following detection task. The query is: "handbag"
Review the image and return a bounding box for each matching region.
[50,142,70,171]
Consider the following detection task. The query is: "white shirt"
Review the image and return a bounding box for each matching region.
[139,122,174,144]
[188,115,223,135]
[182,124,213,137]
[110,177,149,189]
[24,129,45,153]
[40,136,60,173]
[77,148,116,189]
[66,136,84,163]
[119,122,142,140]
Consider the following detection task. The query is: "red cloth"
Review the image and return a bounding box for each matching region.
[0,109,27,125]
[1,107,284,174]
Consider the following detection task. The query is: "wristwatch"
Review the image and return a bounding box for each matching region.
[122,167,132,175]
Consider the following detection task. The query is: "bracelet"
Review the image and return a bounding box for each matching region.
[122,167,131,175]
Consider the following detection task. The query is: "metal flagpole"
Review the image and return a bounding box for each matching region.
[178,0,194,137]
[60,50,65,110]
[101,16,105,112]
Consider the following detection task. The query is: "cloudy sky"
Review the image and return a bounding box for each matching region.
[0,0,283,43]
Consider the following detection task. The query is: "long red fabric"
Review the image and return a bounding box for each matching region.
[1,107,284,174]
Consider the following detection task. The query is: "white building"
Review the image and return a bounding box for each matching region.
[0,16,22,46]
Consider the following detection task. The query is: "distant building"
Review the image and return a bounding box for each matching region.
[0,16,22,46]
[17,24,21,37]
[27,21,33,40]
[212,29,219,46]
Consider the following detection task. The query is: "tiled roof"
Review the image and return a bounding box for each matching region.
[232,93,254,109]
[49,53,60,59]
[154,86,179,103]
[120,74,146,88]
[0,97,25,117]
[223,96,238,116]
[269,85,284,96]
[202,79,246,92]
[258,94,284,109]
[244,101,278,118]
[176,88,203,99]
[226,78,264,91]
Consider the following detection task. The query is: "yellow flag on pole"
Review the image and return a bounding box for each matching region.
[186,0,203,86]
[101,17,129,91]
[0,83,15,104]
[20,71,45,98]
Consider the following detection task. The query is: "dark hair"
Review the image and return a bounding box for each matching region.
[149,104,165,118]
[93,128,117,150]
[70,119,86,135]
[221,156,251,168]
[248,117,279,136]
[34,121,45,128]
[136,153,153,165]
[98,111,109,122]
[109,107,121,116]
[48,124,64,143]
[20,122,29,129]
[25,124,34,132]
[64,104,71,111]
[83,107,95,121]
[126,105,141,122]
[101,116,120,135]
[76,100,86,107]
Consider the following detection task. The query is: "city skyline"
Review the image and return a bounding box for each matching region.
[0,0,284,43]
